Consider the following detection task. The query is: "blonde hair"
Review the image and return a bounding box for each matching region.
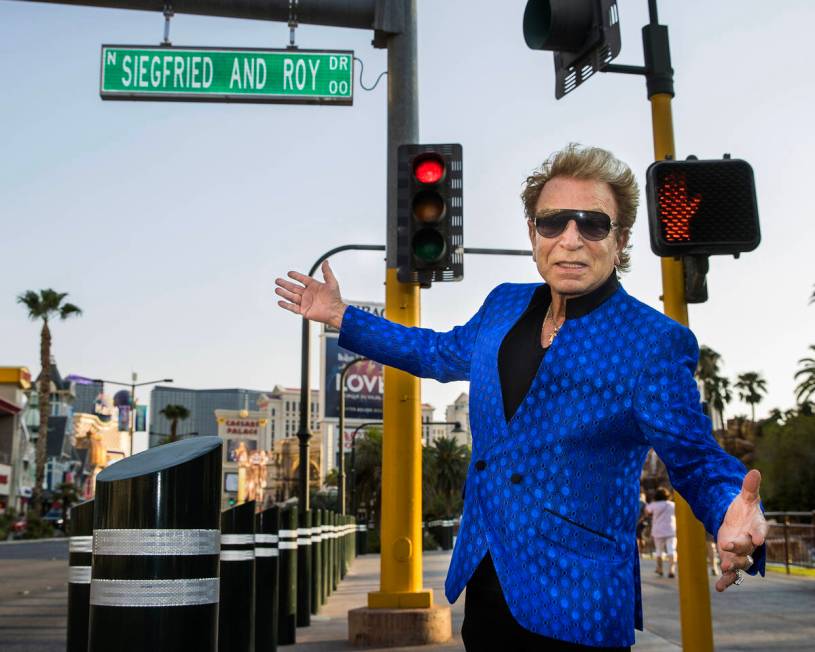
[521,144,639,272]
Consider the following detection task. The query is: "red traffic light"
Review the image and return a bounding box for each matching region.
[646,158,760,257]
[413,154,445,184]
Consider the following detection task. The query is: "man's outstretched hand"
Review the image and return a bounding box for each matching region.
[275,261,347,329]
[715,469,768,592]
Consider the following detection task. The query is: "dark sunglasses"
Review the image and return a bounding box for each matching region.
[533,210,617,241]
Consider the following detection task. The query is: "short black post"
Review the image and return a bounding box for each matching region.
[310,509,321,615]
[277,504,298,645]
[254,506,279,652]
[340,515,348,579]
[88,437,222,652]
[296,509,311,627]
[356,517,368,556]
[219,501,256,652]
[332,512,340,591]
[67,499,93,652]
[441,518,454,550]
[320,509,329,603]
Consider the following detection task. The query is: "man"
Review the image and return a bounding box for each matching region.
[275,144,767,650]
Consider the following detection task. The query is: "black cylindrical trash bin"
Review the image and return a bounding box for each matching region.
[88,437,222,652]
[295,509,311,627]
[310,509,321,615]
[254,506,279,652]
[67,499,93,652]
[277,504,297,645]
[219,501,256,652]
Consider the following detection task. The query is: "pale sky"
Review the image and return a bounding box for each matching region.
[2,1,813,425]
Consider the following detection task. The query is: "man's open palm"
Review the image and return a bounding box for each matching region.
[275,261,347,328]
[715,469,768,592]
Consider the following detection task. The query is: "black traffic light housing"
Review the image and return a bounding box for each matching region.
[523,0,621,99]
[645,157,761,258]
[396,143,463,286]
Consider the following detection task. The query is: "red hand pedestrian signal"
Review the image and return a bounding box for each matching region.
[646,158,760,257]
[657,172,702,242]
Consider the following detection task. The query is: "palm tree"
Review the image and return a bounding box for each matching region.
[734,372,768,423]
[159,404,190,442]
[794,345,815,409]
[352,427,382,526]
[696,346,731,429]
[427,436,470,517]
[17,289,82,514]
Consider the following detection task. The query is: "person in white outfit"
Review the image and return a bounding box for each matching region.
[646,487,677,577]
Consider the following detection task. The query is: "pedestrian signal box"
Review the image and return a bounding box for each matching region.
[396,143,463,286]
[645,158,761,257]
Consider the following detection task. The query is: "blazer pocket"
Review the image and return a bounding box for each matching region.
[536,507,622,561]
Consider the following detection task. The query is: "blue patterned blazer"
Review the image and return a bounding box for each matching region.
[338,281,763,647]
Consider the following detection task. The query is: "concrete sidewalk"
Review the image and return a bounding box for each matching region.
[291,551,815,651]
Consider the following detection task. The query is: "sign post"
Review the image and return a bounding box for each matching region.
[100,46,354,104]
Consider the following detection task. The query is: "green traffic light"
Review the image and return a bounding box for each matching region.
[412,229,446,263]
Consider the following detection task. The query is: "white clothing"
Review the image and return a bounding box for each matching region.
[653,535,677,559]
[646,500,676,538]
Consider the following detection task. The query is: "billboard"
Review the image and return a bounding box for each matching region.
[224,472,239,493]
[323,335,383,420]
[227,438,257,463]
[135,405,147,432]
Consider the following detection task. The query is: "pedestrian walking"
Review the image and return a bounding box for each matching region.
[275,144,768,650]
[646,487,677,578]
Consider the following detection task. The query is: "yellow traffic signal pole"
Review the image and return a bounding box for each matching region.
[605,4,715,648]
[368,270,432,607]
[367,0,434,611]
[650,93,714,651]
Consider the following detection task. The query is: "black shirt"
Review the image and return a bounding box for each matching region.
[497,273,621,423]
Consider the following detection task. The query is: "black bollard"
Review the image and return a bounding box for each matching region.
[356,517,368,556]
[277,504,298,645]
[320,509,329,603]
[88,437,222,652]
[332,512,340,591]
[219,501,256,652]
[67,499,93,652]
[254,506,279,652]
[340,516,347,579]
[310,509,321,615]
[296,509,311,627]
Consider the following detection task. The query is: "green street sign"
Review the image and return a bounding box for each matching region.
[100,45,354,105]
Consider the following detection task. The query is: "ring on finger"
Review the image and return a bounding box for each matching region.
[744,554,754,571]
[734,569,744,586]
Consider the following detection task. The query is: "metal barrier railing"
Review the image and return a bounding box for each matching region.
[764,511,815,573]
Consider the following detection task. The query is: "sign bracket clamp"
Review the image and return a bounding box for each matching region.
[161,2,174,47]
[287,0,299,50]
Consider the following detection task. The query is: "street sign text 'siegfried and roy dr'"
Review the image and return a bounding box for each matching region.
[100,46,354,105]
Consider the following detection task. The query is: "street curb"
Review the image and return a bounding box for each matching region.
[0,537,68,546]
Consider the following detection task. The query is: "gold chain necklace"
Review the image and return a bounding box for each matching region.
[543,305,564,348]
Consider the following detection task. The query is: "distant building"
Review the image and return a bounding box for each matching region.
[149,384,319,448]
[23,359,85,503]
[421,393,472,448]
[0,367,32,512]
[446,392,471,448]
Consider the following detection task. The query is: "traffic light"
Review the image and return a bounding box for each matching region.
[523,0,621,99]
[396,143,463,286]
[646,157,761,258]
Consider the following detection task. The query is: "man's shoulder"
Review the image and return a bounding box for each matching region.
[484,282,541,305]
[616,286,694,340]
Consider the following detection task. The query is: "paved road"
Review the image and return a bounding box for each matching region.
[0,542,813,651]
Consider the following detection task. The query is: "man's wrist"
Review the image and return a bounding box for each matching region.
[331,303,348,330]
